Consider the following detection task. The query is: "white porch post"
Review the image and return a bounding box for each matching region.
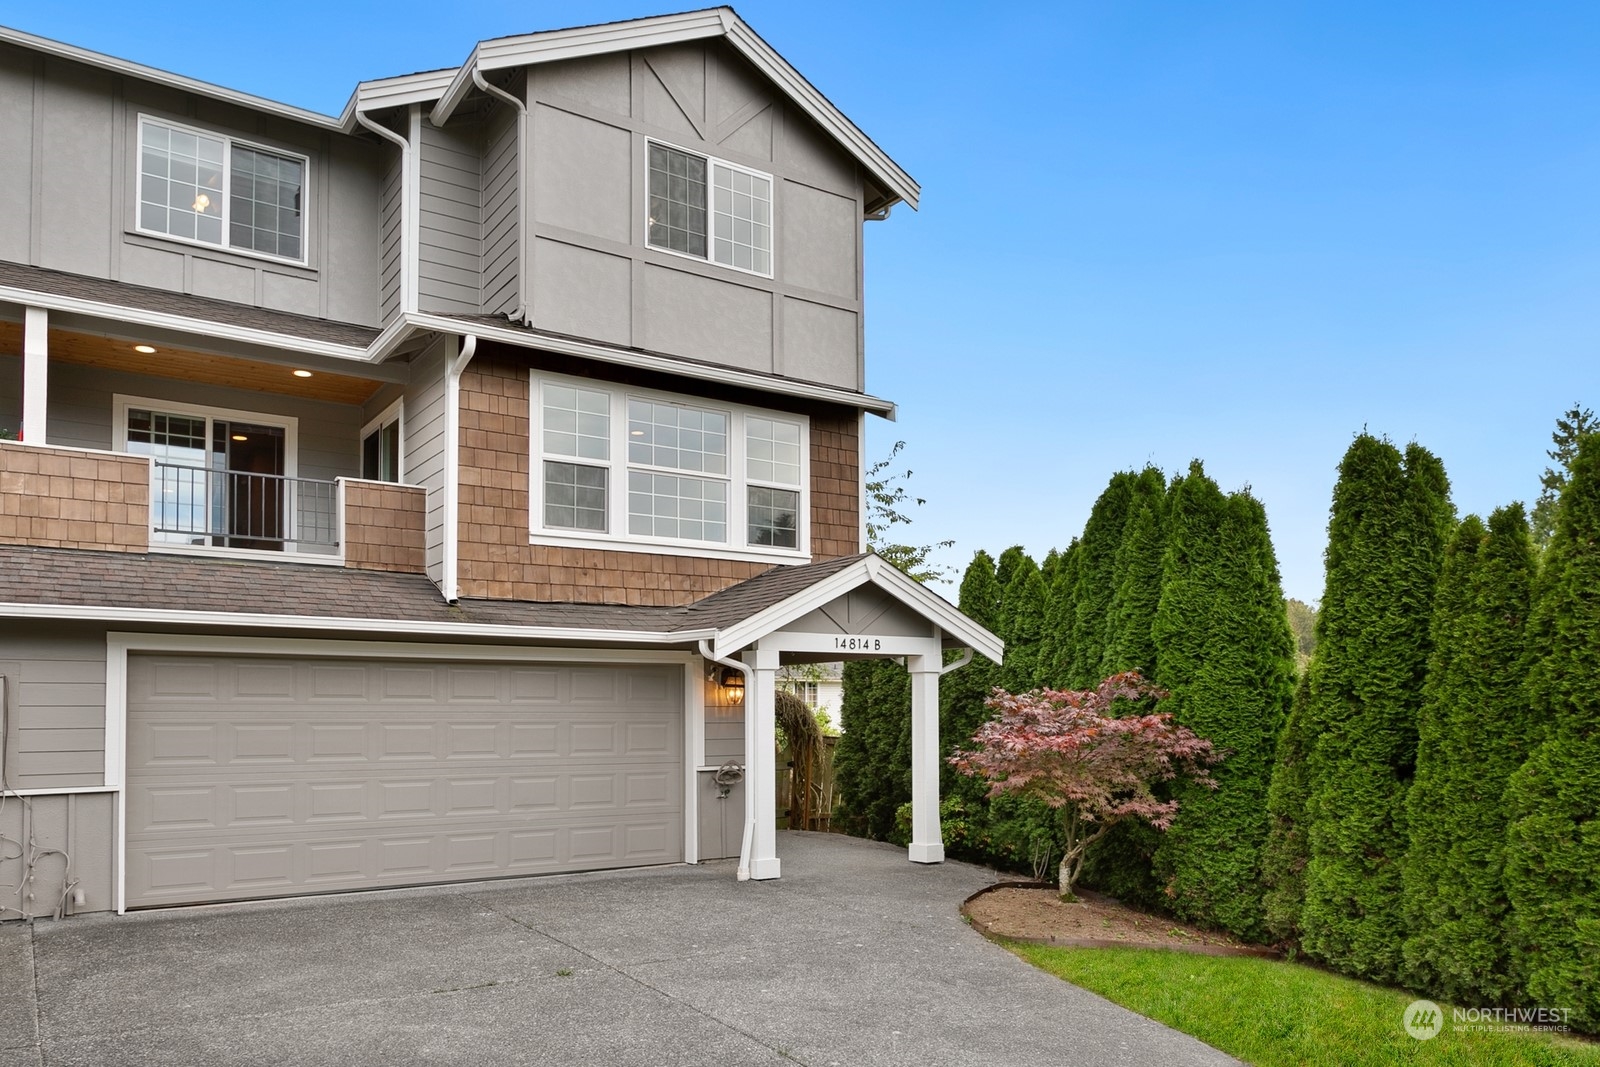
[743,645,781,879]
[906,654,945,864]
[21,307,47,444]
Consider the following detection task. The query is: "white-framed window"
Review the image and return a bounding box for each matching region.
[360,399,404,483]
[530,373,809,560]
[647,141,773,277]
[136,116,308,263]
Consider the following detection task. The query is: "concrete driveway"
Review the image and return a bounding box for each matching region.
[2,832,1236,1066]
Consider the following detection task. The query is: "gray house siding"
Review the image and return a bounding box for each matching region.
[403,337,449,586]
[0,42,384,328]
[503,40,868,391]
[481,94,521,317]
[417,120,482,315]
[379,138,404,321]
[1,624,107,790]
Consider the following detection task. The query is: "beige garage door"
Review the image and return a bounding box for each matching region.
[125,654,683,908]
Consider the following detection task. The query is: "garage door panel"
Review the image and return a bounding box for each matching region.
[126,655,684,908]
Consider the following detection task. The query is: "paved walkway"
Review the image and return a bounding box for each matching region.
[2,832,1237,1066]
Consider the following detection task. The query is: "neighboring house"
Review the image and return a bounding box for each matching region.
[777,662,843,730]
[0,9,1000,920]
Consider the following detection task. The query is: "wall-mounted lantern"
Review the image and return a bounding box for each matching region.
[720,666,746,705]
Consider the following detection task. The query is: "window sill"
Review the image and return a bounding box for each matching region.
[527,530,810,566]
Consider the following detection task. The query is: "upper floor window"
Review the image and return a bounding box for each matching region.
[361,400,403,483]
[137,117,307,262]
[647,142,772,277]
[531,374,807,559]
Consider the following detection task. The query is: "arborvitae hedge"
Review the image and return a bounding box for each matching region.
[1402,506,1535,1003]
[834,658,911,841]
[1039,539,1081,685]
[1149,466,1296,939]
[1100,466,1169,679]
[940,551,1001,793]
[1067,473,1137,687]
[998,548,1047,692]
[1505,435,1600,1028]
[1300,436,1453,984]
[1262,671,1315,943]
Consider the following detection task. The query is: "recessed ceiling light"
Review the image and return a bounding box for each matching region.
[293,369,313,378]
[133,344,157,354]
[231,434,248,442]
[630,430,645,436]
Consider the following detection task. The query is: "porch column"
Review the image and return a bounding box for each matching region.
[906,654,944,864]
[743,646,781,879]
[21,307,47,444]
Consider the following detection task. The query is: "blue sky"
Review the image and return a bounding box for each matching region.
[14,1,1598,601]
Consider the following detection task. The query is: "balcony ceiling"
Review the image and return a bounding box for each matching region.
[0,322,384,406]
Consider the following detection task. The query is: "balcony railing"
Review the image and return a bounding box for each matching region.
[151,462,339,552]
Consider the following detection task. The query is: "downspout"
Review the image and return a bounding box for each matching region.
[443,334,479,603]
[472,68,531,325]
[940,648,974,676]
[698,640,756,881]
[354,110,416,316]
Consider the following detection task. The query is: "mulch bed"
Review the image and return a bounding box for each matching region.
[962,881,1281,958]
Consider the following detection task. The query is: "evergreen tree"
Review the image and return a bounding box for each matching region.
[1530,404,1596,551]
[1039,539,1081,686]
[940,551,1001,792]
[1402,507,1535,1003]
[1262,672,1315,944]
[1100,466,1170,678]
[834,659,911,840]
[1300,436,1454,983]
[998,549,1048,691]
[1149,466,1297,939]
[1067,473,1137,687]
[1505,435,1600,1029]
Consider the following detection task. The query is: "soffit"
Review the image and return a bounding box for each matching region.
[0,321,384,406]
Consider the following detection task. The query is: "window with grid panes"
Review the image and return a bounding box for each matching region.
[138,117,305,261]
[647,142,771,276]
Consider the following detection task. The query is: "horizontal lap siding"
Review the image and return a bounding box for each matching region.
[417,123,481,316]
[380,146,404,321]
[403,338,449,586]
[482,97,520,317]
[1,624,107,789]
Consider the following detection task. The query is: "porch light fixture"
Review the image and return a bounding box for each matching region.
[133,344,157,354]
[719,666,745,705]
[293,370,313,378]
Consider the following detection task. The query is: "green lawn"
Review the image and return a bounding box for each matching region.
[1009,942,1600,1067]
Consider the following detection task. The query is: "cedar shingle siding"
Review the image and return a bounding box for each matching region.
[342,481,427,574]
[0,443,149,551]
[456,349,860,606]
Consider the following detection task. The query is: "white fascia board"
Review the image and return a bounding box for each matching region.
[0,24,342,131]
[0,284,371,362]
[340,69,462,130]
[720,19,919,211]
[0,601,713,646]
[403,312,897,417]
[710,555,1004,664]
[431,10,730,125]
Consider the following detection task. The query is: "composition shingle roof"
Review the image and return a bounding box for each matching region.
[0,544,876,638]
[0,260,381,349]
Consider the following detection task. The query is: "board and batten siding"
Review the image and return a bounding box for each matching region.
[0,42,383,327]
[417,120,483,316]
[42,363,361,483]
[0,791,115,915]
[1,624,107,790]
[481,93,522,318]
[403,337,450,586]
[511,40,867,392]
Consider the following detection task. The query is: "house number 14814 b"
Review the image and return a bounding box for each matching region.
[834,637,883,651]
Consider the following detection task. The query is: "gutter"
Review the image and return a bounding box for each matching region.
[470,70,532,325]
[0,601,714,645]
[353,110,417,317]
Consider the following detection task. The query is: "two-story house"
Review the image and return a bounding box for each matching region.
[0,9,1000,920]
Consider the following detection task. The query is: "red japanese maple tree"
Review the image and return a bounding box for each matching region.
[949,672,1222,901]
